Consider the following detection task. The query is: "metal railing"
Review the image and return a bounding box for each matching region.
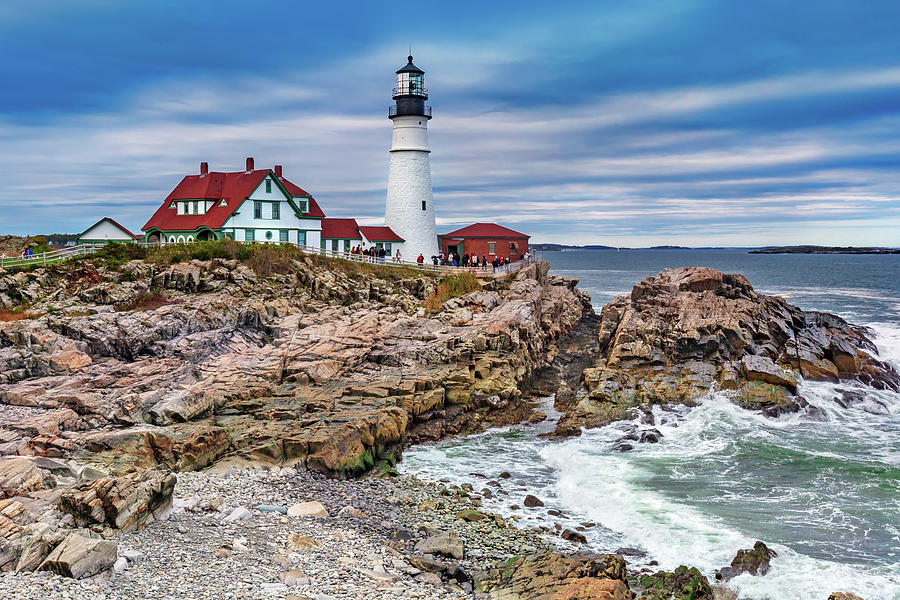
[388,105,432,118]
[1,240,537,278]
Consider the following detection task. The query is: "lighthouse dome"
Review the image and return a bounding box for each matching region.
[393,55,428,101]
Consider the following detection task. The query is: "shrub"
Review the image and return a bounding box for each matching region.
[93,242,148,269]
[424,272,481,313]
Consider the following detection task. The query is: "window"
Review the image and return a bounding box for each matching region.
[265,179,272,193]
[344,240,351,251]
[510,241,518,252]
[422,201,427,211]
[384,242,392,252]
[219,199,228,207]
[193,200,200,214]
[246,229,255,241]
[279,230,288,243]
[331,239,339,252]
[265,231,273,240]
[177,202,184,215]
[297,198,308,213]
[272,202,280,220]
[254,201,262,219]
[169,202,176,209]
[489,242,496,254]
[298,231,306,245]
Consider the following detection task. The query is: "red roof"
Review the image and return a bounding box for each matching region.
[142,168,324,232]
[359,226,404,242]
[321,218,361,239]
[439,223,529,239]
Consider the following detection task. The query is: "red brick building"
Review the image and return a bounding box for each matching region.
[438,223,530,262]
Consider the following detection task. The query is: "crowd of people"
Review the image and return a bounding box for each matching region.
[334,244,532,273]
[428,251,521,272]
[345,245,403,264]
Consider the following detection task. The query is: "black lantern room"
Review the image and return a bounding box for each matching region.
[390,55,432,119]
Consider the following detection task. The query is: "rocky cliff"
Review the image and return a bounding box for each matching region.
[0,251,587,575]
[555,266,899,434]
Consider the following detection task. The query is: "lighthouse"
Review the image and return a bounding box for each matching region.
[385,55,438,260]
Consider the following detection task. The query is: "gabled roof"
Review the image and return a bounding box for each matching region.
[321,218,362,240]
[142,168,324,232]
[440,223,529,239]
[79,217,140,239]
[359,226,404,242]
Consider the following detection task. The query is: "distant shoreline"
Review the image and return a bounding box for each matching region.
[531,243,900,254]
[749,246,900,255]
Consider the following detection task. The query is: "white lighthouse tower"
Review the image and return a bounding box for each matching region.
[385,55,438,260]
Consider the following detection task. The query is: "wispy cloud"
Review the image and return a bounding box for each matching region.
[0,2,898,246]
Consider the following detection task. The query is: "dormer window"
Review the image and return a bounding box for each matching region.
[297,198,309,213]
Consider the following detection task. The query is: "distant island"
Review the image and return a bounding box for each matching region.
[750,245,900,255]
[531,243,618,251]
[532,243,696,251]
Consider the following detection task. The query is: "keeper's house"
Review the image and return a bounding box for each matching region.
[77,217,140,245]
[439,223,529,262]
[320,218,405,255]
[142,158,325,245]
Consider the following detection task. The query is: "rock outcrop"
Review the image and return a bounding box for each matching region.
[0,462,173,577]
[1,255,584,479]
[635,565,714,600]
[475,552,632,600]
[556,267,899,433]
[716,540,777,580]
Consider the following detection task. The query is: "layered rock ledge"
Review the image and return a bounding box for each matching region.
[555,266,899,434]
[0,251,587,577]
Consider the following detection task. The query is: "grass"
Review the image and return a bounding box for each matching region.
[424,272,481,313]
[114,289,177,312]
[0,308,35,322]
[303,251,436,282]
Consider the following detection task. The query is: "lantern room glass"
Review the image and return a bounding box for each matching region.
[396,72,426,97]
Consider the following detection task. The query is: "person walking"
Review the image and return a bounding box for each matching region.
[417,254,424,266]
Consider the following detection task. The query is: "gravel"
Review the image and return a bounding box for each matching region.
[2,466,551,600]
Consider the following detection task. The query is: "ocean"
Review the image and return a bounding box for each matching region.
[399,249,900,600]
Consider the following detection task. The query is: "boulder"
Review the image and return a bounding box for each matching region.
[475,552,631,600]
[828,593,865,600]
[638,565,714,600]
[38,533,117,579]
[561,529,587,544]
[286,533,320,550]
[0,457,55,499]
[716,541,777,580]
[456,509,487,522]
[739,356,798,393]
[287,501,328,518]
[58,467,176,532]
[414,531,464,560]
[523,494,544,508]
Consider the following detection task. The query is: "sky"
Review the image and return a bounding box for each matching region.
[1,0,899,247]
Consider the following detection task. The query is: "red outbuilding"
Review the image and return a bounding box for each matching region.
[438,223,530,262]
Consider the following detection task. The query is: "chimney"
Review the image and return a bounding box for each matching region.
[200,161,208,175]
[274,165,283,178]
[245,157,254,172]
